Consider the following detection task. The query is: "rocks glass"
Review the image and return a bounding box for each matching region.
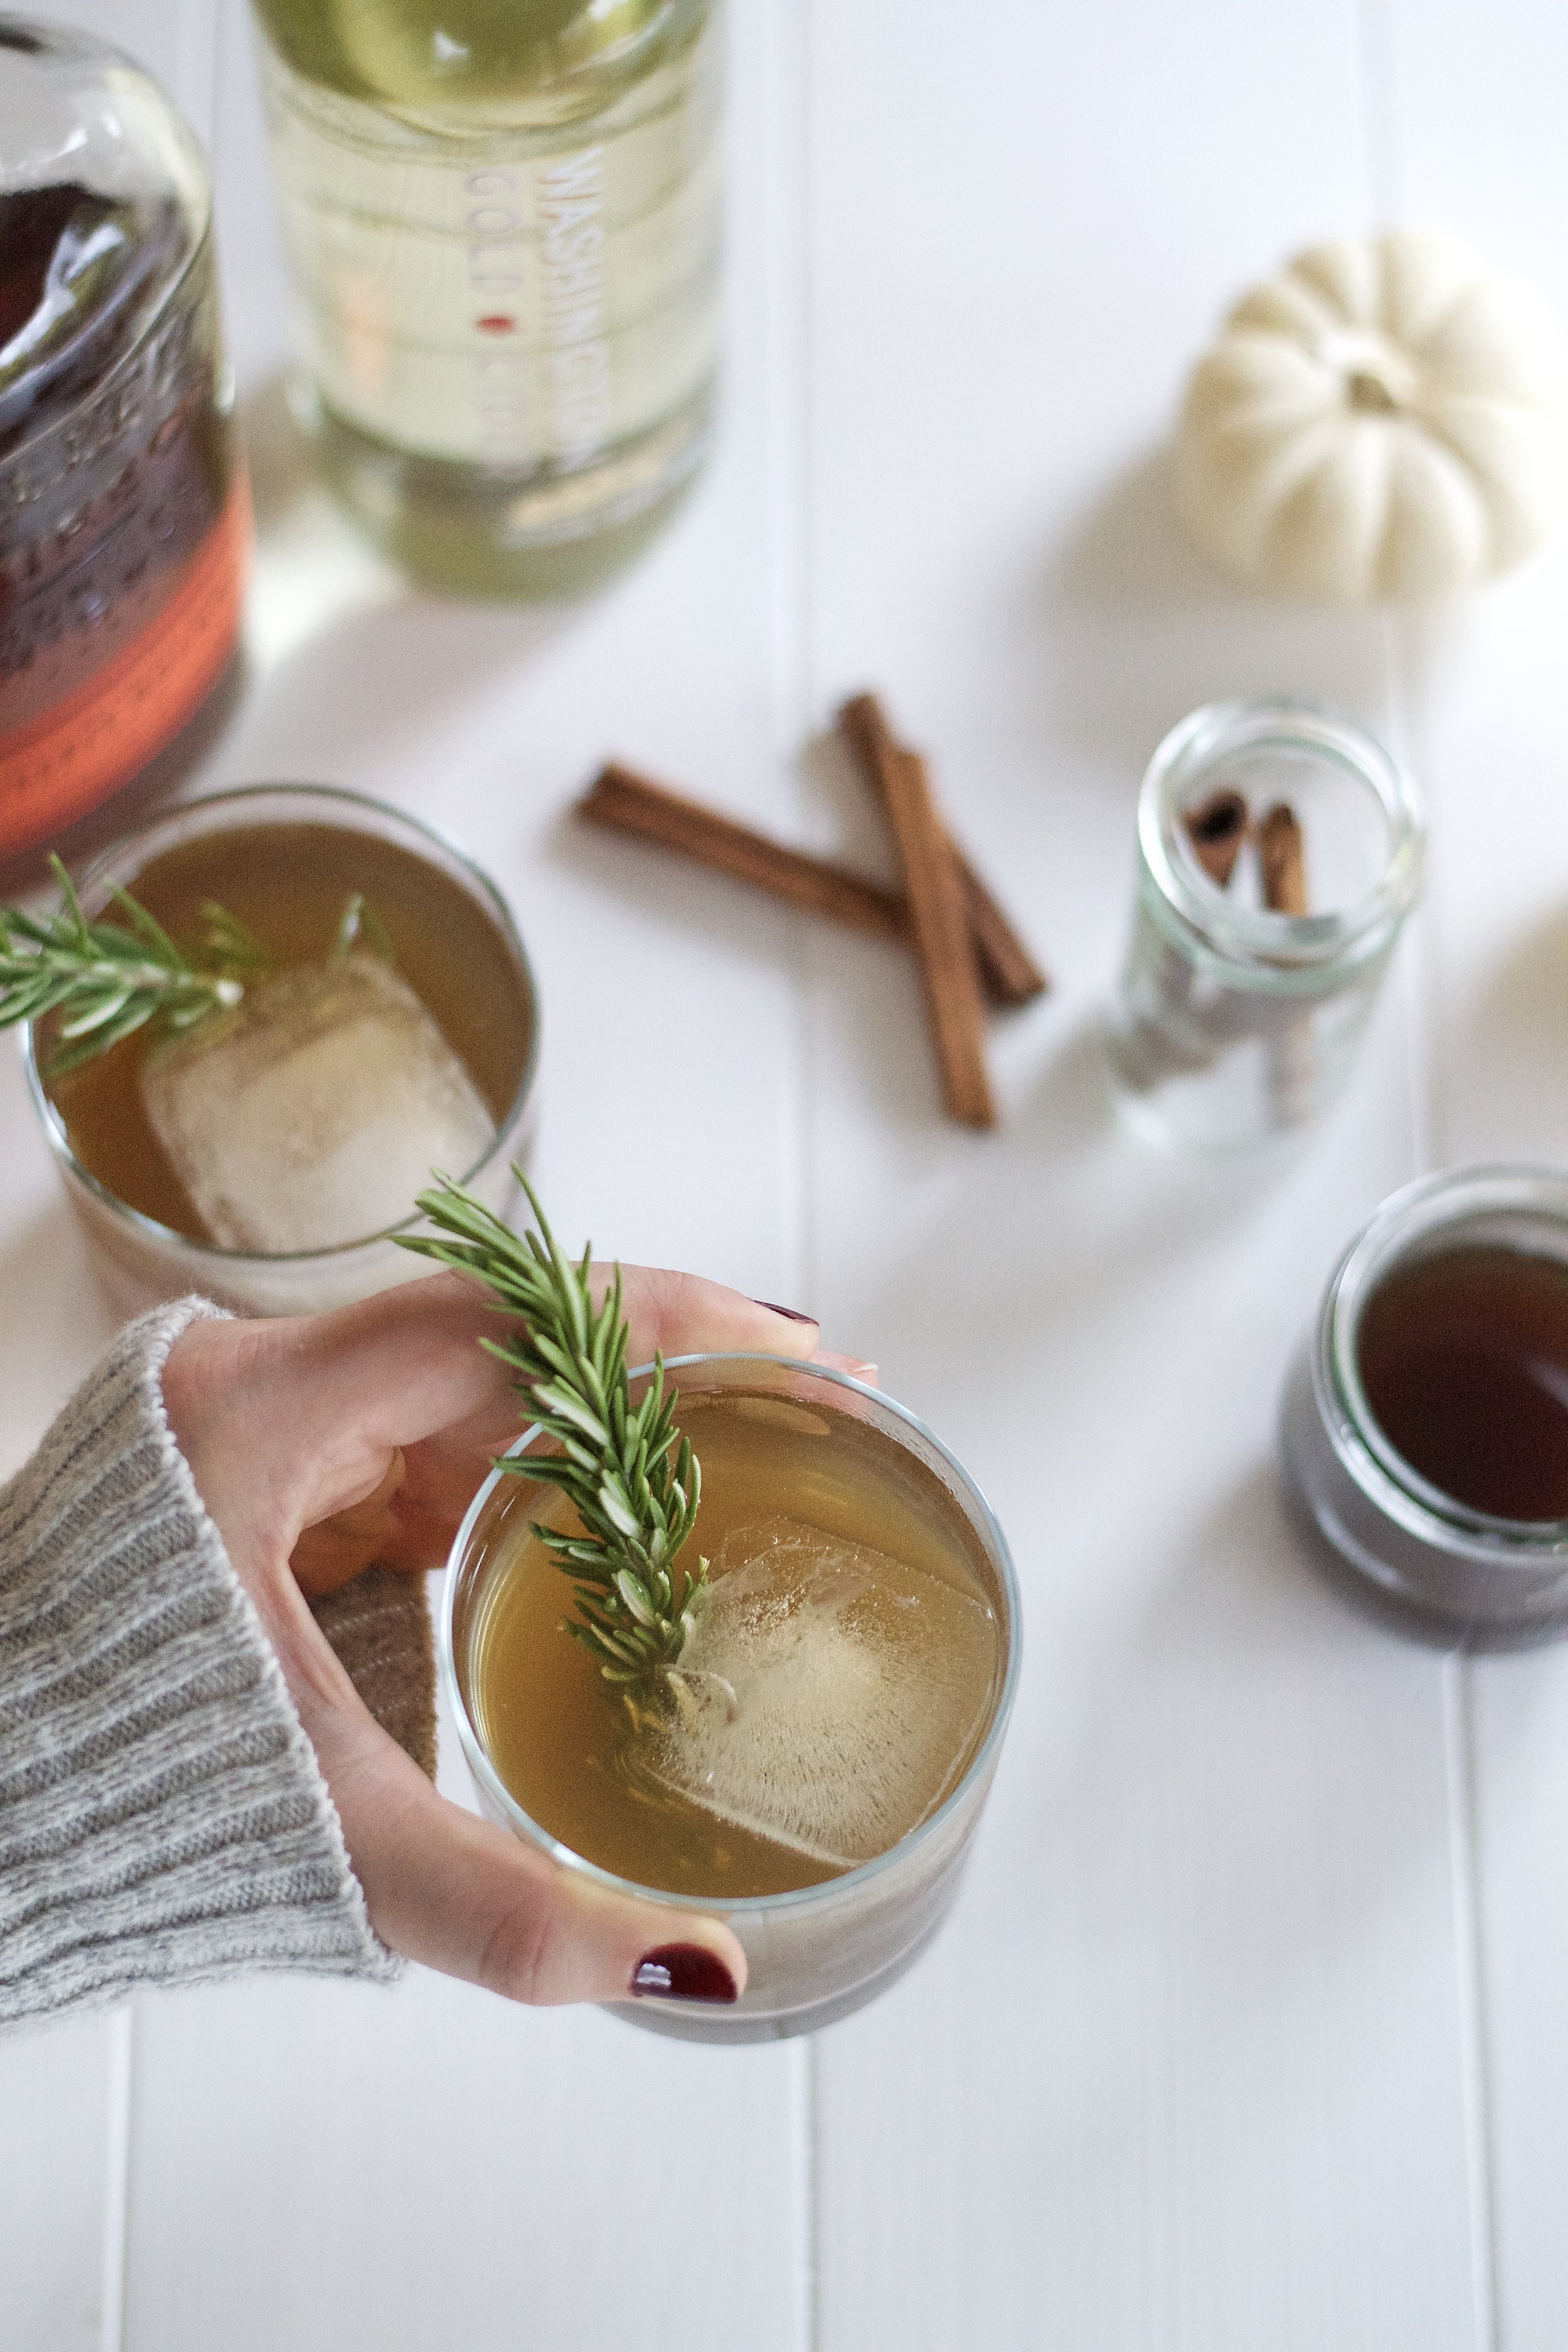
[23,783,538,1316]
[443,1352,1021,2042]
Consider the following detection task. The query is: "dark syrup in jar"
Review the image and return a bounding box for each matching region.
[1356,1244,1568,1521]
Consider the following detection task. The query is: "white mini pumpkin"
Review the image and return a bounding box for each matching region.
[1176,230,1568,605]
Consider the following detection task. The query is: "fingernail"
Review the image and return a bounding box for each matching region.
[753,1300,818,1326]
[631,1944,739,2003]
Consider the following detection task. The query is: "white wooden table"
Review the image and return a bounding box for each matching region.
[7,2,1568,2344]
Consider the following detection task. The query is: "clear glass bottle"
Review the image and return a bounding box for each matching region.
[249,0,723,598]
[1107,698,1425,1150]
[0,18,246,861]
[1280,1167,1568,1649]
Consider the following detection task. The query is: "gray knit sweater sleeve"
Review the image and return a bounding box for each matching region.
[0,1298,399,2031]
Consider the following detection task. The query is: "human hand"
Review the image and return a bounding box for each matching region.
[161,1269,867,2010]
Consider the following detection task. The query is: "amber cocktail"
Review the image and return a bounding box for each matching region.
[445,1352,1020,2040]
[24,784,538,1315]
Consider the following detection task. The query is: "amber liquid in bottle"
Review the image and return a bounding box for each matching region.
[43,820,532,1239]
[1357,1243,1568,1520]
[0,184,244,855]
[465,1387,1005,1902]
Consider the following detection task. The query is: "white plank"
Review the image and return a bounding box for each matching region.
[812,1113,1488,2352]
[0,2013,124,2352]
[117,3,810,2348]
[125,1975,799,2352]
[798,0,1487,2344]
[1388,5,1568,2348]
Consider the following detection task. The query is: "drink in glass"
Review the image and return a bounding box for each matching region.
[24,784,538,1315]
[445,1352,1019,2039]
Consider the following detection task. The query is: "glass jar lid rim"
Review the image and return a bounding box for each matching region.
[1139,694,1425,964]
[1320,1163,1568,1554]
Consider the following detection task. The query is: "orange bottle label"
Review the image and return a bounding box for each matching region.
[0,475,251,855]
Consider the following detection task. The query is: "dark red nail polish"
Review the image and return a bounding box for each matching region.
[754,1300,818,1325]
[631,1944,739,2003]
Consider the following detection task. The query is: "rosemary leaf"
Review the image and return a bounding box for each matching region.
[199,901,272,977]
[0,857,247,1076]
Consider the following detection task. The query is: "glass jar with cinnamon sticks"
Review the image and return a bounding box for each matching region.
[1107,698,1424,1150]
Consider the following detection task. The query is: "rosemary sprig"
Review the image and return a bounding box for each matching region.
[0,859,396,1076]
[397,1171,706,1685]
[0,856,248,1075]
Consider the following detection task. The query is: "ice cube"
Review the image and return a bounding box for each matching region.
[140,951,494,1253]
[640,1515,1000,1871]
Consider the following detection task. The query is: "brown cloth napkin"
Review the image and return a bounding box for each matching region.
[310,1568,438,1781]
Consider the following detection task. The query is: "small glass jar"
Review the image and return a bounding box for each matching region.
[443,1353,1022,2043]
[23,784,539,1318]
[1280,1166,1568,1648]
[0,19,247,858]
[1108,698,1424,1150]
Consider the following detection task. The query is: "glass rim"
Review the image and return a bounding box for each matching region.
[1138,695,1425,973]
[0,19,214,480]
[21,780,541,1268]
[440,1350,1024,1917]
[1320,1163,1568,1561]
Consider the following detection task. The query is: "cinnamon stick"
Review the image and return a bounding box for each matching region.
[578,763,908,945]
[1258,803,1308,914]
[576,763,1035,1008]
[1257,801,1315,1126]
[951,847,1049,1006]
[1183,788,1250,888]
[836,695,1047,1007]
[838,694,996,1129]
